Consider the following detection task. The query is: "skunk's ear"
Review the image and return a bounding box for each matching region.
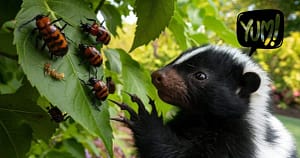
[239,72,261,97]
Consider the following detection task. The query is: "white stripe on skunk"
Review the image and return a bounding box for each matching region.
[173,45,297,158]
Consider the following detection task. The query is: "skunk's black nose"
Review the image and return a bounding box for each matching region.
[151,70,165,87]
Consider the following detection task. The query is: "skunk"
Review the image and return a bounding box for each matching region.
[111,45,298,158]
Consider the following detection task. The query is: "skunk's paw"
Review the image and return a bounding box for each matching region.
[109,92,162,130]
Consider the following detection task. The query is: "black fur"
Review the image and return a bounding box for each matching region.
[265,122,279,144]
[111,45,297,158]
[290,149,298,158]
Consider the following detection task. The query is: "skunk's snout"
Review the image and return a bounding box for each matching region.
[151,69,166,87]
[151,67,185,91]
[151,67,188,107]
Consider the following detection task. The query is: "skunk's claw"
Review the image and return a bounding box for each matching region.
[147,95,157,115]
[123,91,147,114]
[109,99,138,120]
[110,94,160,127]
[110,117,134,127]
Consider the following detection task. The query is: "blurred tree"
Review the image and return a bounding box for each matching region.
[214,0,300,36]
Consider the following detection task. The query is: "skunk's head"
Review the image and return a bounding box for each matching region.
[152,45,270,117]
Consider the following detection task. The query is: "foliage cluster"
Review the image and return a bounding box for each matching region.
[255,32,300,108]
[0,0,238,157]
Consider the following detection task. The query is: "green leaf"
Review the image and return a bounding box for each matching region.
[203,16,239,46]
[0,112,32,158]
[168,10,188,50]
[62,139,85,158]
[27,139,50,157]
[0,23,23,94]
[13,0,112,156]
[0,22,17,56]
[117,49,173,117]
[101,4,122,36]
[83,0,100,11]
[130,0,175,51]
[0,57,23,94]
[113,0,135,17]
[104,49,122,73]
[0,81,57,141]
[189,33,209,45]
[186,6,203,27]
[118,49,150,102]
[59,124,101,157]
[45,149,75,158]
[197,0,218,17]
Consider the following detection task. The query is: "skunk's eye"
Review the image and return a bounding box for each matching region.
[194,72,207,80]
